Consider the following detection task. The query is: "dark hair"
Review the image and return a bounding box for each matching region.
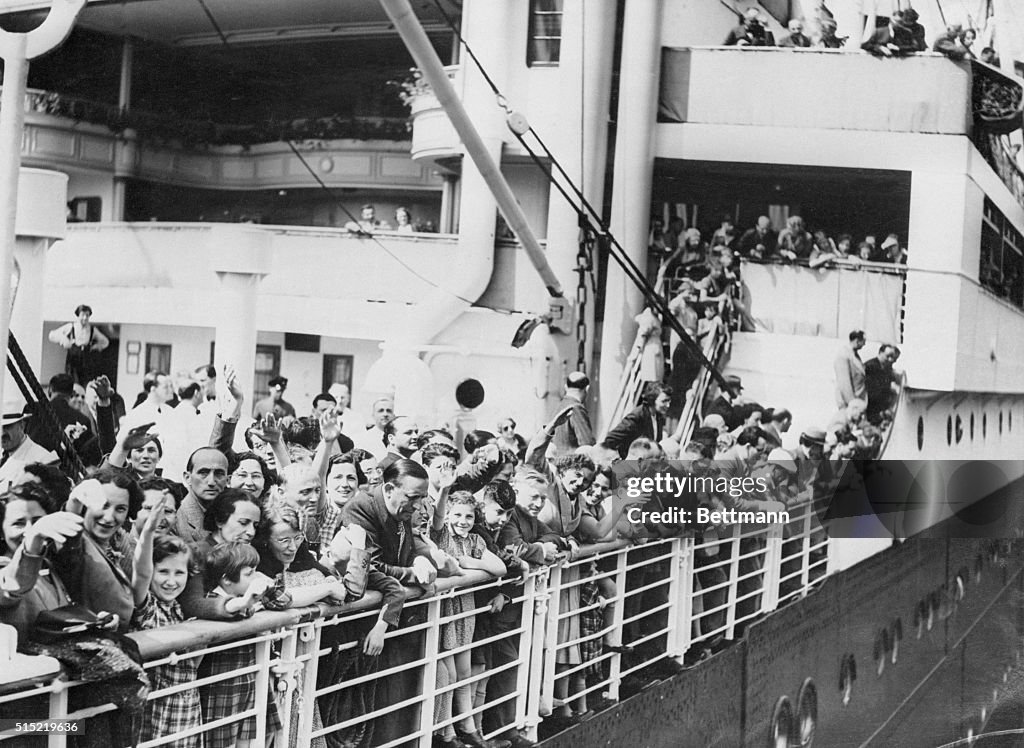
[203,488,260,533]
[736,426,768,447]
[186,446,228,473]
[312,392,337,409]
[382,415,411,444]
[327,451,366,486]
[89,468,144,520]
[194,365,216,379]
[640,381,672,407]
[733,402,764,424]
[349,448,375,464]
[152,534,191,566]
[22,463,72,508]
[481,480,516,511]
[142,371,167,393]
[566,372,590,390]
[849,329,866,342]
[771,408,792,423]
[382,459,428,486]
[282,417,320,450]
[420,428,454,445]
[464,430,496,454]
[138,477,184,509]
[690,427,719,456]
[228,451,277,498]
[552,452,595,475]
[268,376,288,389]
[420,442,459,467]
[0,482,60,528]
[125,430,163,458]
[178,382,201,400]
[48,374,74,396]
[203,540,260,592]
[74,304,92,316]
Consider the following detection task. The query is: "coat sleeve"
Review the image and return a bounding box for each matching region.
[602,409,642,457]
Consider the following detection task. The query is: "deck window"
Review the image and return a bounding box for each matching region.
[980,198,1024,307]
[527,0,563,67]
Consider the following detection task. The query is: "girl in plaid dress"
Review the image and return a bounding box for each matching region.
[199,541,280,748]
[432,491,507,748]
[130,502,202,748]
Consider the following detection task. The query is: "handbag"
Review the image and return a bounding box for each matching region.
[30,605,117,643]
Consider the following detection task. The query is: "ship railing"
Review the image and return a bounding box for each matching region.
[0,514,830,747]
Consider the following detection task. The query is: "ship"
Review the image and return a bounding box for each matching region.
[0,0,1021,746]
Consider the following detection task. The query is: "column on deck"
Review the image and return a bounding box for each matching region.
[10,168,68,372]
[542,0,617,382]
[596,0,663,430]
[208,226,272,406]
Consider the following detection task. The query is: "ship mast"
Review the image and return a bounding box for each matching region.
[0,0,84,408]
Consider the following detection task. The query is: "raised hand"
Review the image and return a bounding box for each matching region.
[260,414,282,444]
[22,511,84,555]
[319,406,343,443]
[91,375,112,402]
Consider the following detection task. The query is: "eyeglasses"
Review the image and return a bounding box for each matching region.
[271,534,303,548]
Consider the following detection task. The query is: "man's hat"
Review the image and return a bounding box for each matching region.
[800,428,827,445]
[767,448,798,474]
[566,372,590,390]
[881,235,899,250]
[1,399,30,427]
[268,376,288,389]
[725,374,743,392]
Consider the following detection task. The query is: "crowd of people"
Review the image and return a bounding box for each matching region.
[724,7,1000,65]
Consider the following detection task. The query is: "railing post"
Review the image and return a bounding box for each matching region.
[762,523,784,614]
[291,623,320,748]
[724,527,741,640]
[801,503,813,596]
[524,567,550,742]
[606,546,629,701]
[417,597,442,748]
[515,572,537,730]
[673,536,694,659]
[47,679,68,748]
[277,625,300,743]
[539,564,562,716]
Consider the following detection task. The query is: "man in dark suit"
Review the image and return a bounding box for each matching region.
[705,374,744,431]
[724,8,776,47]
[551,372,595,455]
[340,459,437,585]
[28,373,101,465]
[862,14,919,57]
[602,382,673,459]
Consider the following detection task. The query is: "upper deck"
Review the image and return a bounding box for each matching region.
[658,48,1024,212]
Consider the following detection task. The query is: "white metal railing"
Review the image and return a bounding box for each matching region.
[0,512,829,748]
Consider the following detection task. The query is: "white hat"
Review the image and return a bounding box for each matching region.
[767,448,797,475]
[0,399,30,427]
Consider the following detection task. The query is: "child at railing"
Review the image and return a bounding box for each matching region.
[130,497,202,747]
[199,540,280,748]
[431,490,507,748]
[469,481,523,732]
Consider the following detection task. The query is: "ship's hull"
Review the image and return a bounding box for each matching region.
[540,477,1024,748]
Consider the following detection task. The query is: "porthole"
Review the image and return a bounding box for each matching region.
[999,411,1004,436]
[1010,411,1013,432]
[955,415,963,444]
[970,413,975,441]
[891,619,902,664]
[917,417,925,451]
[796,679,818,747]
[915,601,926,639]
[927,594,937,630]
[946,416,953,446]
[839,655,856,706]
[874,629,889,676]
[975,555,984,583]
[983,413,988,439]
[770,696,793,748]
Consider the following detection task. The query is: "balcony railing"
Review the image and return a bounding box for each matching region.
[741,258,906,343]
[16,87,409,146]
[0,505,828,747]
